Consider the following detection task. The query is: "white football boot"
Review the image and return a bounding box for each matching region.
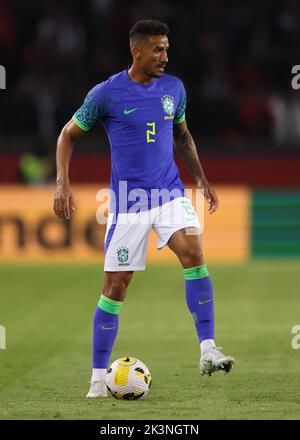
[86,379,108,398]
[200,347,235,376]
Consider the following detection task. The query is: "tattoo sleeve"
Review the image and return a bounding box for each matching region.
[173,127,208,184]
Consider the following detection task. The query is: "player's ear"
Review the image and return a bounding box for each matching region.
[131,46,141,61]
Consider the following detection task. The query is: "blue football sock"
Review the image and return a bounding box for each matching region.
[92,294,123,369]
[184,265,214,342]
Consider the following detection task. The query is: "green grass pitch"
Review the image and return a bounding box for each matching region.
[0,261,300,420]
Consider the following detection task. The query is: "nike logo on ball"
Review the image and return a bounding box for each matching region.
[123,108,138,115]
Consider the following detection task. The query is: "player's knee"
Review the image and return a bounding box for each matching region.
[103,281,127,301]
[112,279,129,293]
[181,247,204,268]
[103,272,133,301]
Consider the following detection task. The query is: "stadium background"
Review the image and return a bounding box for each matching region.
[0,0,300,420]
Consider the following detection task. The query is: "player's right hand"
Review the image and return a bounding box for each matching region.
[53,185,75,220]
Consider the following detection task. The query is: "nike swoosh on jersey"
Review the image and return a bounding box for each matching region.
[123,108,138,115]
[198,299,213,305]
[101,325,115,330]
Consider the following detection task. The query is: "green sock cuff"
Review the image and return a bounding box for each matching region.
[97,294,123,315]
[184,264,209,280]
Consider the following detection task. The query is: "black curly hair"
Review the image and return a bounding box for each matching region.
[129,20,169,48]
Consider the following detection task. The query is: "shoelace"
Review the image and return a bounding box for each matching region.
[206,347,226,360]
[89,380,106,389]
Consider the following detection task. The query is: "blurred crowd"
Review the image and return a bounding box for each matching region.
[1,0,300,153]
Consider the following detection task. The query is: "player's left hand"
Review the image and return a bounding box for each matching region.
[197,180,219,214]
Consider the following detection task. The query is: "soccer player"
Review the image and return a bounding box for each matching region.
[53,20,235,398]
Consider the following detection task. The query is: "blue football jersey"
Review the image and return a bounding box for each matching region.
[72,69,187,213]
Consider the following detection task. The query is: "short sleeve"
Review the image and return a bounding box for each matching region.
[72,83,108,131]
[173,80,186,125]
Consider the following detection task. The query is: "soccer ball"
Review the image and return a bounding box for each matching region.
[105,356,152,400]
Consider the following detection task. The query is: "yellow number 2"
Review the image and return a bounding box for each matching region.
[146,122,156,143]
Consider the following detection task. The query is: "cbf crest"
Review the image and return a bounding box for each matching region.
[161,95,175,120]
[117,247,129,265]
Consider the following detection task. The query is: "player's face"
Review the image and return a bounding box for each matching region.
[140,35,169,78]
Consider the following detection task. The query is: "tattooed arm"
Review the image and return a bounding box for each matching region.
[173,120,219,214]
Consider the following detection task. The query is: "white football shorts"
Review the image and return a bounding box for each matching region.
[104,196,201,271]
